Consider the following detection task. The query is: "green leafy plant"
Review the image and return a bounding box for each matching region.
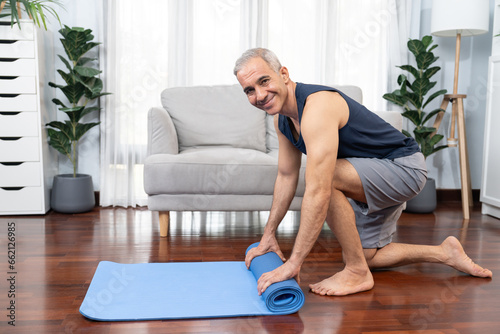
[0,0,63,30]
[383,35,448,159]
[46,26,110,177]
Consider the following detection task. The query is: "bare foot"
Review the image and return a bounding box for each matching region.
[441,236,492,278]
[309,267,374,296]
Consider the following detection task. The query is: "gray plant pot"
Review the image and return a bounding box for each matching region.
[51,174,95,213]
[405,178,437,214]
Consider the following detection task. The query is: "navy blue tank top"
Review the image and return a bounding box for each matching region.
[278,83,419,159]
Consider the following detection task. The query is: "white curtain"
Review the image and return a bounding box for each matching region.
[100,0,169,207]
[100,0,410,208]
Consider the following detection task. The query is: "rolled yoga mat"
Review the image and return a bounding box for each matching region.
[80,242,305,321]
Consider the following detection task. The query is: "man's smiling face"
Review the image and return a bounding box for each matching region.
[236,57,288,115]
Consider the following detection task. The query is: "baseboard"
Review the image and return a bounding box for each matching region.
[437,189,480,203]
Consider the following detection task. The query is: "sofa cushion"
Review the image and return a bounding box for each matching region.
[161,85,267,152]
[144,147,280,196]
[266,114,279,152]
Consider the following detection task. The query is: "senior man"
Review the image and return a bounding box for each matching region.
[234,48,492,297]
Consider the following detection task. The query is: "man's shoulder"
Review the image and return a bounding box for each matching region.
[306,90,341,102]
[302,90,349,129]
[296,82,338,96]
[304,90,346,112]
[298,83,343,104]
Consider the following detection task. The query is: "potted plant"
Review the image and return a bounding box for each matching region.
[0,0,63,29]
[383,35,448,213]
[46,25,110,213]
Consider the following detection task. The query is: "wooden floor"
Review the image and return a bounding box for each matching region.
[0,202,499,333]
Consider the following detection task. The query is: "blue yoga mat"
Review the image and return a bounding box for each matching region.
[80,243,304,321]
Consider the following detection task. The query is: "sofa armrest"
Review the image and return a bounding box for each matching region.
[147,107,179,155]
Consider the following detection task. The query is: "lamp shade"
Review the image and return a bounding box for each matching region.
[431,0,489,37]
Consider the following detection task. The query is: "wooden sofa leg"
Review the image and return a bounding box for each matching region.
[159,211,170,237]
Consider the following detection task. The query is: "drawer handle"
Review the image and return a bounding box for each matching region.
[0,22,11,26]
[0,94,20,98]
[0,137,21,141]
[0,40,17,44]
[0,162,24,166]
[1,187,24,191]
[0,112,21,116]
[0,76,18,80]
[0,58,19,62]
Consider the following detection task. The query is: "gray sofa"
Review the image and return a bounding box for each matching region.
[144,84,402,236]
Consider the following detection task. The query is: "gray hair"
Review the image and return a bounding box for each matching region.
[233,48,282,76]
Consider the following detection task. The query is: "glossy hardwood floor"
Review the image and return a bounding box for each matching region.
[0,202,499,334]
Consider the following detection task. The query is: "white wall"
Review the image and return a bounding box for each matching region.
[419,0,494,189]
[44,0,494,191]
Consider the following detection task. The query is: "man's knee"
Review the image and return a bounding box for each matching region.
[341,248,377,266]
[332,160,359,188]
[363,248,377,267]
[333,159,366,202]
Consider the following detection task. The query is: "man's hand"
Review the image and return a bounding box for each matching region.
[257,261,301,295]
[245,234,286,269]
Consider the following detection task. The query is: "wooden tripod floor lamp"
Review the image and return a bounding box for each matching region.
[430,0,489,220]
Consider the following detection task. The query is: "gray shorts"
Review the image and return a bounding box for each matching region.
[346,152,427,249]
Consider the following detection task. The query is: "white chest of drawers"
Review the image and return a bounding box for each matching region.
[0,19,57,215]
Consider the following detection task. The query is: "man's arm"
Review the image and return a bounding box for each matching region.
[245,115,302,268]
[256,91,348,295]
